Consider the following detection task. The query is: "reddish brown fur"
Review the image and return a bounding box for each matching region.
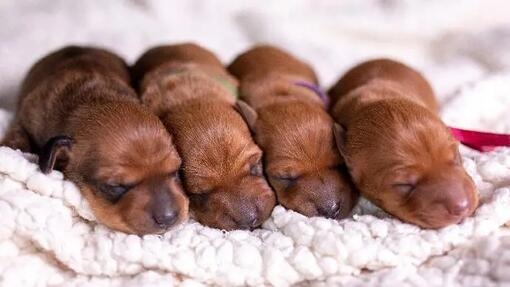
[228,45,357,219]
[329,59,478,228]
[1,46,188,234]
[133,43,276,230]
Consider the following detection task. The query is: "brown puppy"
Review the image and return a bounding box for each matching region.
[228,45,357,219]
[1,46,188,235]
[132,43,276,230]
[329,59,478,228]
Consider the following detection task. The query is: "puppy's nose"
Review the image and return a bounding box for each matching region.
[151,190,179,228]
[236,209,260,230]
[318,202,341,219]
[152,207,178,228]
[447,197,470,216]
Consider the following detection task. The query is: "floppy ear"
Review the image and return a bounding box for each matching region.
[333,123,348,160]
[38,135,74,174]
[235,100,257,134]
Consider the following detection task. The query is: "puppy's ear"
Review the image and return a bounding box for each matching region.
[333,123,348,160]
[38,135,74,174]
[235,100,257,134]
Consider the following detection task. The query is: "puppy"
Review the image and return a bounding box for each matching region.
[1,46,188,235]
[228,45,357,219]
[329,59,478,228]
[132,43,276,230]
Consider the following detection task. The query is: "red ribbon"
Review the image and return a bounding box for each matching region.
[449,127,510,152]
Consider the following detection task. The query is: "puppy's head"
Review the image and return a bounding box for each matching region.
[238,101,357,219]
[39,102,188,234]
[165,101,276,230]
[334,100,478,228]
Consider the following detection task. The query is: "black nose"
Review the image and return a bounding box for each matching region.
[318,202,341,219]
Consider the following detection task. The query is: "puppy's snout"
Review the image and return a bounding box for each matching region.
[152,205,178,228]
[315,170,356,219]
[151,190,179,228]
[318,201,341,219]
[410,173,478,228]
[446,194,470,216]
[230,181,275,230]
[437,177,475,217]
[236,208,259,229]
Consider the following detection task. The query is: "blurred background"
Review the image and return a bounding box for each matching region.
[1,0,510,111]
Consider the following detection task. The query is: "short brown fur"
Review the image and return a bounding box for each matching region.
[133,43,276,230]
[1,46,188,234]
[228,45,357,219]
[329,59,478,228]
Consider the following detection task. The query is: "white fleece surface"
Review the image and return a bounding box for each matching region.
[1,1,510,286]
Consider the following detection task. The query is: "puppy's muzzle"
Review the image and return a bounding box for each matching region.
[230,184,275,230]
[151,189,180,229]
[233,206,260,230]
[446,196,470,216]
[317,201,342,219]
[297,170,356,220]
[440,180,474,217]
[409,174,477,227]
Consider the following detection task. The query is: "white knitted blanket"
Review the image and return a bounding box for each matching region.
[0,73,510,286]
[1,1,510,286]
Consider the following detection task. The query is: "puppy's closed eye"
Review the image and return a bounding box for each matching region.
[271,174,299,189]
[392,183,415,197]
[99,183,133,202]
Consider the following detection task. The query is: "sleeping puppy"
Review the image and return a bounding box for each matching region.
[329,59,478,228]
[1,46,188,235]
[228,45,357,219]
[132,43,276,230]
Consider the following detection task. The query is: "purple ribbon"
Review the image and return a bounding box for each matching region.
[293,80,329,107]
